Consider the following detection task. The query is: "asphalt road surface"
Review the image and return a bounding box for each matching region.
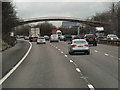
[2,40,118,89]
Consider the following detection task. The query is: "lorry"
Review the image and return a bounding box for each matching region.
[95,27,104,39]
[29,27,40,42]
[52,29,62,37]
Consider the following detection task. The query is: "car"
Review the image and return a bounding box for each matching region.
[72,35,81,40]
[50,34,59,43]
[37,37,46,44]
[84,34,97,46]
[107,34,119,41]
[68,39,90,55]
[24,36,29,40]
[29,37,38,42]
[44,35,49,41]
[64,35,72,41]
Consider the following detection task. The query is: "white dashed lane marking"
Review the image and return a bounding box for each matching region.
[58,49,60,51]
[65,55,68,57]
[76,68,81,72]
[70,60,73,62]
[104,53,109,56]
[94,50,98,52]
[88,84,95,90]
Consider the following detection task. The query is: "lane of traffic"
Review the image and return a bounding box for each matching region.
[50,41,118,88]
[3,42,88,88]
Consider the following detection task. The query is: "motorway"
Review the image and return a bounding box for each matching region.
[2,40,118,89]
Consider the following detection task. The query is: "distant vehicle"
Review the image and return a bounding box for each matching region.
[84,34,97,46]
[29,27,40,42]
[37,37,46,44]
[59,35,64,41]
[72,35,81,40]
[44,35,49,41]
[52,29,62,38]
[64,35,72,41]
[107,34,119,41]
[20,35,24,38]
[95,27,104,39]
[50,34,59,43]
[68,39,90,55]
[24,36,29,40]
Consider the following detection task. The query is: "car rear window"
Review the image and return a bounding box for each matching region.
[39,37,44,39]
[73,41,87,44]
[85,35,95,38]
[51,35,58,38]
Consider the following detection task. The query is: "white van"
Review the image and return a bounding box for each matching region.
[50,34,59,43]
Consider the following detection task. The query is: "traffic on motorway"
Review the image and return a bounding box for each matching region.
[2,1,119,89]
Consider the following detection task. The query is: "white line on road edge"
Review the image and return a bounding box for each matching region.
[88,84,95,90]
[56,47,58,49]
[65,55,68,57]
[94,50,98,52]
[76,68,81,72]
[0,42,32,85]
[104,53,109,56]
[70,60,73,62]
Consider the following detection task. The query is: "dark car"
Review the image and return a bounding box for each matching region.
[64,35,72,41]
[72,35,81,40]
[84,34,97,46]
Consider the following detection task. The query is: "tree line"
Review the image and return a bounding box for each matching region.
[88,2,119,37]
[2,2,20,46]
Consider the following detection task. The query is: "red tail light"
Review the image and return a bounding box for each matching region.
[95,38,97,40]
[72,45,77,47]
[37,39,40,41]
[85,38,87,40]
[84,45,88,47]
[43,39,45,41]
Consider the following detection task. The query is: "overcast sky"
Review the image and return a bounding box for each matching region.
[13,0,117,27]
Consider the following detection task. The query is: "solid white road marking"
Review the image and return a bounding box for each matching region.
[65,55,68,57]
[88,84,95,90]
[70,60,73,62]
[94,50,98,52]
[76,68,81,72]
[56,47,58,49]
[104,53,109,56]
[0,42,32,85]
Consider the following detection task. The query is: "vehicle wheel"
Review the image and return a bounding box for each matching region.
[69,51,73,55]
[95,43,97,46]
[85,51,90,55]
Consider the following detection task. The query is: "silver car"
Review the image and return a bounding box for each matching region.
[37,37,46,44]
[68,39,90,55]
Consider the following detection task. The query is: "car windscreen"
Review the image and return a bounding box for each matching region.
[51,35,58,38]
[110,35,117,38]
[73,41,87,44]
[85,35,95,38]
[39,37,44,39]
